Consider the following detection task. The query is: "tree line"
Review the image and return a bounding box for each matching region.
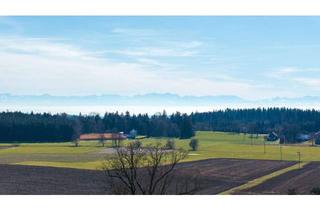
[191,108,320,143]
[1,108,320,143]
[0,111,194,142]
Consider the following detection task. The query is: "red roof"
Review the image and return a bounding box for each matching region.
[79,133,126,140]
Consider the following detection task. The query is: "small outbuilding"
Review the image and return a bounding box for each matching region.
[296,134,311,142]
[266,132,279,141]
[128,129,137,139]
[312,131,320,145]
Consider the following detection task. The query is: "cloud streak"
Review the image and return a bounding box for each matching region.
[112,47,198,57]
[266,67,320,91]
[0,36,265,98]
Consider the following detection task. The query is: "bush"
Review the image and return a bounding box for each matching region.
[189,139,199,151]
[315,137,320,145]
[12,142,20,147]
[165,139,176,150]
[73,139,79,147]
[311,187,320,195]
[131,140,143,149]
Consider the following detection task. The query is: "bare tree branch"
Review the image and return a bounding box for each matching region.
[102,142,197,194]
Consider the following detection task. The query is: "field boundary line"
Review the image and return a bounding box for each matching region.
[219,162,309,195]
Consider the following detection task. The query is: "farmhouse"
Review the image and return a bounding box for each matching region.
[296,134,311,142]
[311,131,320,145]
[312,131,320,138]
[79,132,127,147]
[266,132,278,141]
[79,132,126,141]
[290,131,320,145]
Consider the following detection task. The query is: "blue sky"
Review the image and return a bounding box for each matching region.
[0,16,320,99]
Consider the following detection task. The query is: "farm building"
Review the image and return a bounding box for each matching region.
[292,131,320,145]
[296,134,311,142]
[127,129,137,139]
[311,131,320,145]
[79,132,127,147]
[266,132,279,141]
[79,132,126,141]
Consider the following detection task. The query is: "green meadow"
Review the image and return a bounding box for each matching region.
[1,131,320,170]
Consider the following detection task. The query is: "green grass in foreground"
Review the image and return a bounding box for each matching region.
[2,131,320,170]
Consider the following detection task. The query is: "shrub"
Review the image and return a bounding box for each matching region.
[131,140,143,149]
[311,187,320,195]
[189,139,199,151]
[165,139,176,150]
[12,142,20,147]
[73,139,79,147]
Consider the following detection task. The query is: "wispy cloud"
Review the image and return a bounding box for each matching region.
[110,43,202,58]
[0,37,94,59]
[110,27,203,58]
[112,47,198,57]
[266,67,320,90]
[265,44,320,50]
[0,36,264,98]
[111,28,156,37]
[161,40,203,49]
[267,67,320,78]
[293,78,320,88]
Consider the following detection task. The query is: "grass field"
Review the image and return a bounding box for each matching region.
[1,131,320,170]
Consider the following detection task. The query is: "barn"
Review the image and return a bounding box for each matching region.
[79,132,127,147]
[79,132,126,141]
[312,131,320,145]
[266,132,279,141]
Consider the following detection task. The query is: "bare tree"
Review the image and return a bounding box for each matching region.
[99,134,106,147]
[72,119,82,147]
[102,142,199,194]
[73,138,80,147]
[189,139,199,151]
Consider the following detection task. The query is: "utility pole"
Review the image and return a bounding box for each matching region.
[312,136,315,146]
[297,152,301,169]
[279,143,283,161]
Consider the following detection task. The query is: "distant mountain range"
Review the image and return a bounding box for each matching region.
[1,93,320,107]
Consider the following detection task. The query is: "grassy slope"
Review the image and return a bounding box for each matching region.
[143,132,320,163]
[2,131,320,170]
[181,132,320,162]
